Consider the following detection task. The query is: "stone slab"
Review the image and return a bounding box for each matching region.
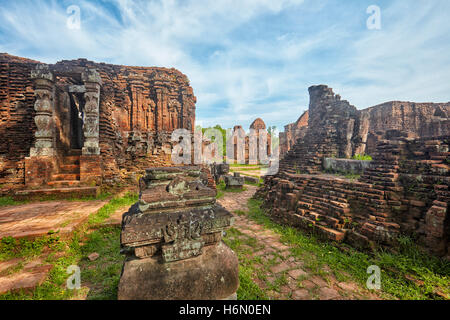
[0,258,23,274]
[0,200,107,239]
[0,265,53,294]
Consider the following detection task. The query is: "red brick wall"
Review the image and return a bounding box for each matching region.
[0,54,197,189]
[260,134,449,258]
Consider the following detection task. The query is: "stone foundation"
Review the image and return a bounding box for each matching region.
[118,241,238,300]
[260,134,449,258]
[323,158,371,174]
[80,155,102,185]
[24,156,57,188]
[260,84,449,260]
[224,173,245,189]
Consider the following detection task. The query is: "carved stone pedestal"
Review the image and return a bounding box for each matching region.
[224,172,245,189]
[117,166,239,300]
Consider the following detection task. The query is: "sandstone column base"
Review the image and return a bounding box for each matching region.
[118,241,239,300]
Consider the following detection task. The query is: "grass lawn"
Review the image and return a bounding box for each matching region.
[2,192,448,300]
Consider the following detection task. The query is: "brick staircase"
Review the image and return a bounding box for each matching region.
[293,177,351,242]
[15,150,99,200]
[48,154,81,188]
[279,140,323,175]
[359,140,403,192]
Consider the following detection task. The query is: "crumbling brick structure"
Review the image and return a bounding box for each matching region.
[0,53,196,195]
[279,85,450,158]
[259,85,450,259]
[279,111,308,157]
[118,166,238,300]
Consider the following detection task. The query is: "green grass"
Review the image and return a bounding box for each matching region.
[216,190,225,199]
[0,192,113,208]
[239,173,262,179]
[0,235,63,261]
[236,264,269,300]
[244,178,263,187]
[241,198,450,300]
[78,227,124,300]
[229,164,262,168]
[0,192,138,300]
[0,227,124,300]
[0,197,29,207]
[352,154,373,161]
[231,167,262,172]
[88,192,137,225]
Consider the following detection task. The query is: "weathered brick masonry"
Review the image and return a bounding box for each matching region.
[0,53,196,194]
[280,85,450,158]
[260,85,450,258]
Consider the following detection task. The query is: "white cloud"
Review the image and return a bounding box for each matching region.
[0,0,449,131]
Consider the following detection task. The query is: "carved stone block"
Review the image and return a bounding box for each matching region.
[118,166,239,300]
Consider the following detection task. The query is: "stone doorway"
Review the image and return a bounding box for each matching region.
[24,64,103,189]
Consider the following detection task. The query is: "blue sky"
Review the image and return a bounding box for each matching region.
[1,0,449,132]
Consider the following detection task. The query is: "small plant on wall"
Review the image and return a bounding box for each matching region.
[352,154,373,161]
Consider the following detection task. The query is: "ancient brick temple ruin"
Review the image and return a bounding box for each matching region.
[230,118,272,164]
[0,53,196,197]
[279,86,450,158]
[259,85,450,259]
[118,166,238,300]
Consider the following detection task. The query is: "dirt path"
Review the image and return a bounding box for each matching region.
[218,186,381,300]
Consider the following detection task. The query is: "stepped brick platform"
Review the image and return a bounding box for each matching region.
[0,200,107,239]
[0,254,59,295]
[13,186,99,201]
[262,134,449,257]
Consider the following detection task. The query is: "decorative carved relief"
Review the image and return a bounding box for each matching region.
[82,70,101,155]
[30,65,55,157]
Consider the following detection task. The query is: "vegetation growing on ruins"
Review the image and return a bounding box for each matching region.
[0,235,62,261]
[0,197,28,207]
[0,192,113,208]
[229,164,261,168]
[223,228,268,300]
[352,154,373,161]
[197,124,228,158]
[88,192,137,226]
[244,179,264,187]
[235,198,450,300]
